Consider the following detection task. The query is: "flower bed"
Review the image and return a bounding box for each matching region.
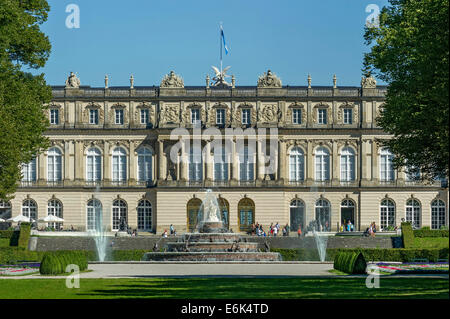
[373,262,449,274]
[0,263,40,276]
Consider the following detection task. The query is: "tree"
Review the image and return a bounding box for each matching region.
[0,0,52,201]
[363,0,449,181]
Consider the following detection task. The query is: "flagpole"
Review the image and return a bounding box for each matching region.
[220,23,223,74]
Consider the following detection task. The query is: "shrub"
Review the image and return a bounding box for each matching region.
[0,247,44,264]
[0,230,15,239]
[334,251,367,274]
[39,251,89,274]
[414,229,449,238]
[401,222,414,248]
[17,223,31,248]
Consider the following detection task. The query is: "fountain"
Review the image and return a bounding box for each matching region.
[88,186,109,262]
[142,189,281,261]
[306,220,329,262]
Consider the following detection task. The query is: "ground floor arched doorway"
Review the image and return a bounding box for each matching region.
[217,197,229,230]
[187,198,202,232]
[341,199,355,230]
[290,199,305,232]
[238,197,255,233]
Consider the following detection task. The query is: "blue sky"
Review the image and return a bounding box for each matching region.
[33,0,389,87]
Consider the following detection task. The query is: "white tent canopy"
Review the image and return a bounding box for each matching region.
[7,214,34,223]
[39,215,64,222]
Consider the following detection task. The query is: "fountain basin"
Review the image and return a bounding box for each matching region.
[167,242,258,252]
[184,233,241,243]
[142,252,282,262]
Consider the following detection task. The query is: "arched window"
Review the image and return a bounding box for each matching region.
[47,147,62,182]
[289,147,304,181]
[187,198,202,232]
[315,147,330,181]
[431,200,446,230]
[380,199,395,229]
[22,157,37,183]
[315,199,331,231]
[137,200,152,231]
[406,199,421,228]
[48,199,63,230]
[0,201,12,220]
[340,147,355,182]
[188,146,203,181]
[22,199,37,221]
[86,148,102,182]
[87,199,102,231]
[239,146,255,181]
[290,199,305,232]
[112,199,127,231]
[112,147,127,183]
[238,198,255,232]
[214,146,229,181]
[380,148,394,182]
[137,147,153,182]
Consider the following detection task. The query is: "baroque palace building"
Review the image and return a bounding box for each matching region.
[1,70,448,233]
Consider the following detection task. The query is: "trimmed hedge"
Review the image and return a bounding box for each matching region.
[0,247,44,264]
[39,251,89,275]
[401,222,414,248]
[270,247,449,262]
[414,229,449,238]
[0,230,15,239]
[111,249,148,261]
[334,252,367,274]
[17,223,31,248]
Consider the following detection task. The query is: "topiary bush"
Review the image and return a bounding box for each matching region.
[401,222,414,248]
[39,251,89,274]
[334,251,367,274]
[17,223,31,248]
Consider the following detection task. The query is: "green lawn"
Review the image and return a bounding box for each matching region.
[412,237,449,249]
[0,277,448,299]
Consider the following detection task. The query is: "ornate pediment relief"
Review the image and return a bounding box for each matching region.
[337,101,359,124]
[258,104,281,124]
[83,102,104,124]
[160,71,184,88]
[257,70,282,88]
[232,103,257,127]
[109,103,128,125]
[312,102,332,124]
[286,102,307,125]
[134,102,155,125]
[182,102,206,125]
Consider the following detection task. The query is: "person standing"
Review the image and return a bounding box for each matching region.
[297,226,302,237]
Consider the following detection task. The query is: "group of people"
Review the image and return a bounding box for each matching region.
[340,220,354,232]
[251,222,294,237]
[364,222,378,237]
[161,224,177,237]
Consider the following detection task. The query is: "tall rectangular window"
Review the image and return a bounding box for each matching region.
[292,109,302,124]
[242,109,251,125]
[216,108,225,126]
[89,109,99,125]
[140,109,149,124]
[115,109,124,125]
[21,157,37,182]
[50,109,59,125]
[343,108,353,124]
[318,109,327,124]
[191,109,200,124]
[380,149,394,182]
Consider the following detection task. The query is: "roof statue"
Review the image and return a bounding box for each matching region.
[160,70,184,88]
[211,65,231,87]
[65,72,80,88]
[257,69,282,88]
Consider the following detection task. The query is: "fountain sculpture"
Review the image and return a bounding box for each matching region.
[142,189,281,261]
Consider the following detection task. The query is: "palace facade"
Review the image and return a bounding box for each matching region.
[2,70,448,233]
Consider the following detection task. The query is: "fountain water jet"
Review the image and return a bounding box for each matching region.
[88,185,109,262]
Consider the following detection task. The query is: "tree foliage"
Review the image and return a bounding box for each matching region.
[0,0,52,201]
[363,0,449,181]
